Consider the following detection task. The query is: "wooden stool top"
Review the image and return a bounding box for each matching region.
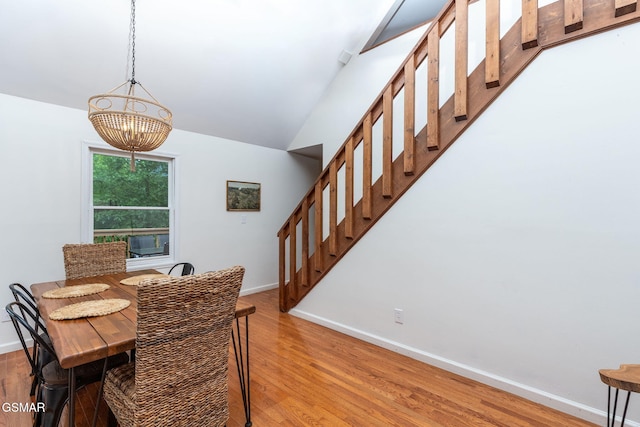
[599,364,640,393]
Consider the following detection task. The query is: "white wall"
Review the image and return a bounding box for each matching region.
[0,94,318,353]
[288,25,427,166]
[291,23,640,425]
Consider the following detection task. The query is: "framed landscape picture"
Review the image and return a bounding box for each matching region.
[226,180,261,211]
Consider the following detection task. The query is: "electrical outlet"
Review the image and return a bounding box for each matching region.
[0,310,11,323]
[394,308,404,324]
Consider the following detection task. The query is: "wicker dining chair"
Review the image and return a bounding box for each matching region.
[62,241,127,279]
[103,266,245,427]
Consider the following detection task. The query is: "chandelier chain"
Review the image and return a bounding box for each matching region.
[130,0,136,84]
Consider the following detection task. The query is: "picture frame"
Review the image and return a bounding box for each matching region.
[226,180,261,211]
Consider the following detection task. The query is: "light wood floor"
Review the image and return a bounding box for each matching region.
[1,288,597,426]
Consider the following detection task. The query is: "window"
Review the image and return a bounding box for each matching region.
[82,144,176,268]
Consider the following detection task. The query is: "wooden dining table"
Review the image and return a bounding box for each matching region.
[31,269,255,427]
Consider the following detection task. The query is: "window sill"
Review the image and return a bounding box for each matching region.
[126,256,176,272]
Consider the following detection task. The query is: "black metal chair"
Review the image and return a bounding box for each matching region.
[8,283,54,397]
[168,262,195,276]
[6,301,128,427]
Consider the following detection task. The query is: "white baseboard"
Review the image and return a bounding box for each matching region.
[0,339,30,355]
[240,282,278,296]
[289,308,637,427]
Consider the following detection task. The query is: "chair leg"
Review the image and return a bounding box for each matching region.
[30,374,38,397]
[33,383,43,427]
[40,384,68,427]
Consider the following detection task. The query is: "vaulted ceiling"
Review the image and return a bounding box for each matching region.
[0,0,438,151]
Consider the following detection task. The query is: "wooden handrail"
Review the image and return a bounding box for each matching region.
[278,0,640,312]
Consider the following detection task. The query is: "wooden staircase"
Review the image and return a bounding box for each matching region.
[277,0,639,312]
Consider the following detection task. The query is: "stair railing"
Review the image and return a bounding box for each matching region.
[278,0,639,312]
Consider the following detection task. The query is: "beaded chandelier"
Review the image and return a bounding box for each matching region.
[88,0,172,170]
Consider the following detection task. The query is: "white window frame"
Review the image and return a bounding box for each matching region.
[81,141,179,271]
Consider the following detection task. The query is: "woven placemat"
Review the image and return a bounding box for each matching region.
[120,273,170,286]
[42,283,110,299]
[49,299,131,320]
